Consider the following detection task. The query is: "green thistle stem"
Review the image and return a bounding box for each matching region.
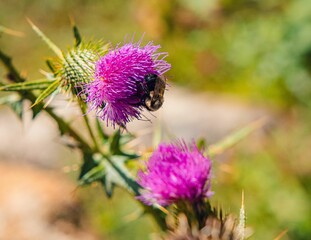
[83,113,99,151]
[78,99,100,152]
[0,50,25,83]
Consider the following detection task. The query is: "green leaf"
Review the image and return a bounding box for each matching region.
[55,117,69,136]
[46,59,57,74]
[100,178,113,197]
[79,163,105,185]
[109,129,122,155]
[109,129,139,159]
[0,92,43,119]
[196,138,207,151]
[72,24,82,47]
[207,117,267,157]
[0,94,23,119]
[31,103,43,119]
[78,152,98,180]
[0,79,55,92]
[78,153,140,198]
[0,25,24,37]
[0,49,25,83]
[30,78,61,108]
[96,118,109,144]
[11,99,24,119]
[101,155,140,197]
[27,19,63,59]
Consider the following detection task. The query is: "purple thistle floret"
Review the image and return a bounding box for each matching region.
[137,142,213,206]
[84,40,171,127]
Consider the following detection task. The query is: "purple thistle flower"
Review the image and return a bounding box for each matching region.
[84,40,171,127]
[137,141,213,206]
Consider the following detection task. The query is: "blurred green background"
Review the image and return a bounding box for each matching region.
[1,0,311,239]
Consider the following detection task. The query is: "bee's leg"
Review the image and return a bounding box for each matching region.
[128,77,148,107]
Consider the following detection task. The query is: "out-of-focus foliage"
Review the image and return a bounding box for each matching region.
[79,187,155,240]
[211,116,311,240]
[1,0,311,240]
[157,0,311,107]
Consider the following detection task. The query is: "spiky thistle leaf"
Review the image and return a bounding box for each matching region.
[207,117,267,157]
[78,153,140,198]
[0,25,24,37]
[0,79,55,92]
[30,78,61,107]
[27,19,63,59]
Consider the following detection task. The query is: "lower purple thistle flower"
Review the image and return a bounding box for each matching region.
[84,40,171,127]
[137,141,213,206]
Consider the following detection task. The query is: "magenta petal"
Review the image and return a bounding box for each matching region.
[137,141,213,206]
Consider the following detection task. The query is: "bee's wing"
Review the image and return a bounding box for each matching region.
[154,76,166,96]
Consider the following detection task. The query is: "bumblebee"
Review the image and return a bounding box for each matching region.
[142,73,166,111]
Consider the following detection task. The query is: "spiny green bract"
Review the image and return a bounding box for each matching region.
[51,41,110,95]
